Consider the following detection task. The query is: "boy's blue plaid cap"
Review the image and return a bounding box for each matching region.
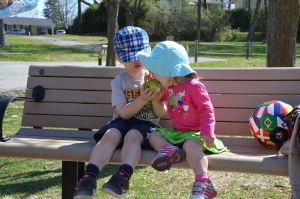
[114,26,151,62]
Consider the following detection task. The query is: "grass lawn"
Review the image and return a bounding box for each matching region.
[0,35,98,62]
[0,94,292,199]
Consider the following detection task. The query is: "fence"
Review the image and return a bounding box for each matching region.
[194,41,300,62]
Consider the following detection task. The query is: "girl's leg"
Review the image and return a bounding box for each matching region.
[182,140,207,175]
[183,140,217,199]
[148,131,170,151]
[149,132,185,171]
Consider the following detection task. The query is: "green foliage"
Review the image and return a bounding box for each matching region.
[200,5,230,41]
[142,2,230,41]
[229,8,250,32]
[71,0,149,35]
[72,2,107,34]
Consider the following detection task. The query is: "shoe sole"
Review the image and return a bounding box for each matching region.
[152,149,185,171]
[73,195,94,199]
[102,185,127,198]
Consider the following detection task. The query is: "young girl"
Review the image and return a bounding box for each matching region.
[138,41,227,199]
[0,0,38,18]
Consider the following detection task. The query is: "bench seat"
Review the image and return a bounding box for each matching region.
[0,128,288,176]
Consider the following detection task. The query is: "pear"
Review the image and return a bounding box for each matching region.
[145,79,161,91]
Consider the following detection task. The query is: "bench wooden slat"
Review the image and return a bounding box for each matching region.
[21,114,250,136]
[27,76,300,94]
[26,90,111,103]
[23,102,254,122]
[29,66,123,78]
[26,89,300,108]
[203,80,300,94]
[23,102,114,117]
[29,65,300,80]
[27,77,112,90]
[211,94,300,108]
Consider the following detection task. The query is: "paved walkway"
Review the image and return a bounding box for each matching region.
[0,61,99,93]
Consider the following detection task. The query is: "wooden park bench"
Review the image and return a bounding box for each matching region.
[1,65,300,199]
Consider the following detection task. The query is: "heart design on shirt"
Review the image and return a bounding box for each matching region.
[183,105,189,111]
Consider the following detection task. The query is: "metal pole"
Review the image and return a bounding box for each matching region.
[195,40,198,63]
[195,0,201,63]
[246,41,251,59]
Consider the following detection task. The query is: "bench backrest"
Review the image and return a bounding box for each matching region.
[23,66,300,137]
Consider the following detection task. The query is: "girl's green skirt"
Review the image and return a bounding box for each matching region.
[155,128,227,154]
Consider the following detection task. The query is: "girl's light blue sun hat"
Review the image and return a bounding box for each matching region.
[138,41,195,77]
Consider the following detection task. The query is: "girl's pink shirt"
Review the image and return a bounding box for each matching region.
[162,78,215,138]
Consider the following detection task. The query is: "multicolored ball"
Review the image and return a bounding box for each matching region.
[249,100,293,149]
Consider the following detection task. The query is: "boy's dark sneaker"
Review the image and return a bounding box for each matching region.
[73,175,97,199]
[101,172,129,198]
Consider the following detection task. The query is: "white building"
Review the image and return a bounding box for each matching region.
[3,17,54,35]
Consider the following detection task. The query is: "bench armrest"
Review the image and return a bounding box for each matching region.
[0,96,25,142]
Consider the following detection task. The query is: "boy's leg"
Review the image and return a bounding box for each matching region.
[183,140,217,199]
[149,132,185,171]
[102,129,143,198]
[121,129,144,166]
[73,128,122,199]
[89,128,122,169]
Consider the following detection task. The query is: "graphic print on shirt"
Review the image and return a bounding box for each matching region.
[168,89,189,114]
[124,88,157,120]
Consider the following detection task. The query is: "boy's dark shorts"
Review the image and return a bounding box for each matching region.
[93,117,159,149]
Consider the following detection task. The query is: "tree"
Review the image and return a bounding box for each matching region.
[267,0,300,67]
[123,0,142,26]
[44,0,77,29]
[0,19,7,47]
[106,0,120,66]
[247,0,261,43]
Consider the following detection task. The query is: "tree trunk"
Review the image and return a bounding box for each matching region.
[247,0,261,42]
[124,0,134,26]
[0,19,7,47]
[263,0,268,40]
[248,0,251,12]
[264,0,268,18]
[106,0,120,66]
[228,0,231,9]
[77,0,82,34]
[267,0,300,67]
[203,0,207,9]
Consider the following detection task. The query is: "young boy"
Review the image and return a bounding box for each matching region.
[0,0,38,18]
[73,26,165,199]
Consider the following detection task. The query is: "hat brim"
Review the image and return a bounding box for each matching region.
[138,51,166,76]
[138,51,195,77]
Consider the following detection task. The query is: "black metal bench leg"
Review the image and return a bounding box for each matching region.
[62,161,85,199]
[78,162,85,180]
